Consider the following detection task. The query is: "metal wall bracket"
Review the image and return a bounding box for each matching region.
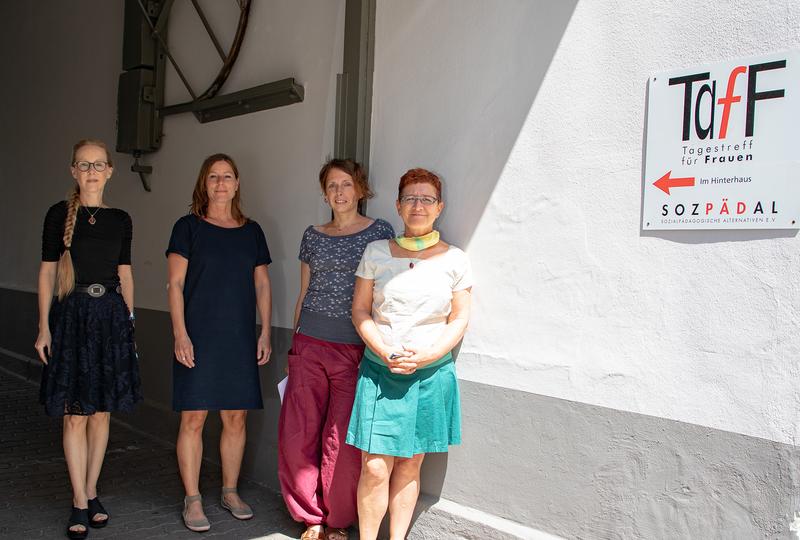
[131,153,153,192]
[117,0,305,191]
[160,78,304,123]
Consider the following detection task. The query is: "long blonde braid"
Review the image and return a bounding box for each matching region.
[56,186,80,300]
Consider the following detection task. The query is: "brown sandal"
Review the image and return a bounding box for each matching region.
[325,527,349,540]
[300,525,324,539]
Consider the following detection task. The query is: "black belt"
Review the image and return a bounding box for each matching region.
[74,283,121,297]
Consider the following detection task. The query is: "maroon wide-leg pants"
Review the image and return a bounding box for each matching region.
[278,332,364,528]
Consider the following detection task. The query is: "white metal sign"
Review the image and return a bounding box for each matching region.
[643,50,800,230]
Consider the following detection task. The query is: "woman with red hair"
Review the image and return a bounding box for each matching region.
[348,168,473,540]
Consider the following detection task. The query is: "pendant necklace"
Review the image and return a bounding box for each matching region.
[83,206,101,225]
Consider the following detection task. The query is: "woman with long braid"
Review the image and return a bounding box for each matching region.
[35,139,142,539]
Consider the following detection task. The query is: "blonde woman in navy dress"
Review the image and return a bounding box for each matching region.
[166,153,272,532]
[35,139,142,539]
[348,168,473,540]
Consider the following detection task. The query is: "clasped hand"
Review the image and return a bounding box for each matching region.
[382,346,437,375]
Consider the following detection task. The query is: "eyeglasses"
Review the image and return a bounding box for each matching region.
[399,195,439,206]
[73,161,109,172]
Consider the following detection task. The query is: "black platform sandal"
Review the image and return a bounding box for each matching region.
[87,497,109,528]
[67,507,89,539]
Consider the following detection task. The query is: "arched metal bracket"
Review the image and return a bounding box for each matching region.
[117,0,305,191]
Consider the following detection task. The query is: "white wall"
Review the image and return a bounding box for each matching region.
[368,0,800,446]
[0,0,344,328]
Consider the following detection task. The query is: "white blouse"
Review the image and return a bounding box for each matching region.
[355,239,473,351]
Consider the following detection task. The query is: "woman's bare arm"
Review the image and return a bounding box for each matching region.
[167,253,194,367]
[352,276,412,371]
[33,261,58,364]
[254,264,272,365]
[118,264,134,314]
[403,288,472,370]
[292,262,310,329]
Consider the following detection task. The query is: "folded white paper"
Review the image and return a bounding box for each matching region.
[277,376,288,403]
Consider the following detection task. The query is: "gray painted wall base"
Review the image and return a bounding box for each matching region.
[407,496,564,540]
[448,381,800,539]
[2,287,799,539]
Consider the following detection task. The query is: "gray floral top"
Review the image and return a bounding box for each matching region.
[297,218,394,343]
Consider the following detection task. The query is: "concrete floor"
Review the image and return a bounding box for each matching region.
[0,365,306,540]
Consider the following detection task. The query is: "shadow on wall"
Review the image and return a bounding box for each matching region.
[367,0,580,528]
[371,0,579,250]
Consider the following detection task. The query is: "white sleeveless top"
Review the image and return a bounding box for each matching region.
[355,239,473,350]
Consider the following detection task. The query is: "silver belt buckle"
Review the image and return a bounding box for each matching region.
[87,283,106,298]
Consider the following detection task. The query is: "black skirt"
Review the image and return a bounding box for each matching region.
[39,288,142,417]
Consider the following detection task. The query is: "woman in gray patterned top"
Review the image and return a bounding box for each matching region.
[278,159,394,540]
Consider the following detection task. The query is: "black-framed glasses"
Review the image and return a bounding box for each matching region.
[73,161,109,172]
[399,195,439,206]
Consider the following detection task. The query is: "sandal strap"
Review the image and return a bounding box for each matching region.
[326,527,349,540]
[221,492,253,518]
[184,494,203,504]
[221,486,238,494]
[69,507,89,527]
[87,497,107,517]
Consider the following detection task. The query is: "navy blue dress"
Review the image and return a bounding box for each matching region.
[166,215,271,411]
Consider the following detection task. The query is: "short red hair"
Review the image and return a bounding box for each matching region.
[398,168,442,201]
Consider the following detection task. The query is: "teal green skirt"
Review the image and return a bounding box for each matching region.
[345,348,461,458]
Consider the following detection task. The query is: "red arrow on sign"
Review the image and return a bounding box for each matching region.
[652,171,695,195]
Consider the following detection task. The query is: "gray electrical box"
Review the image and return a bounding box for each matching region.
[122,0,155,70]
[116,68,161,154]
[116,0,164,155]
